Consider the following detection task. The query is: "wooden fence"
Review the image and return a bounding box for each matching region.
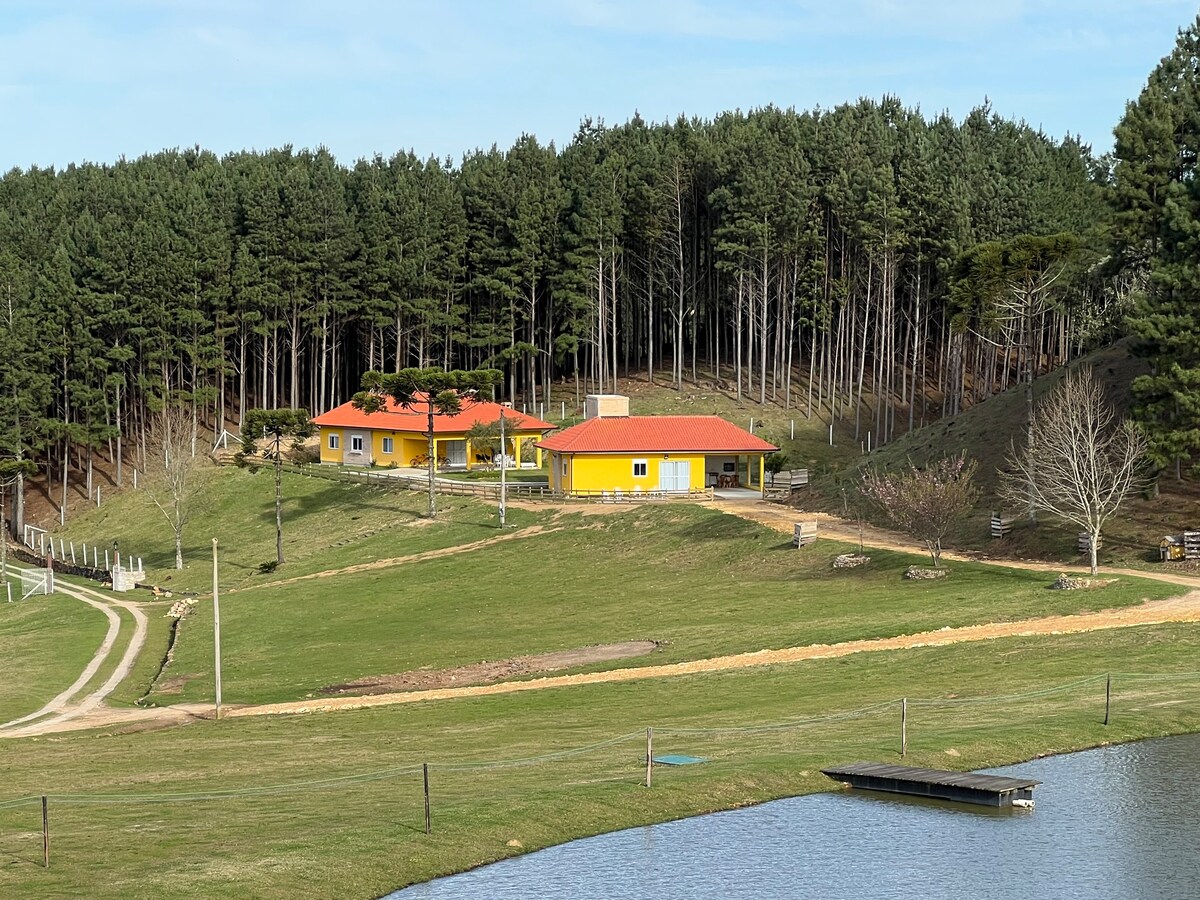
[284,463,714,503]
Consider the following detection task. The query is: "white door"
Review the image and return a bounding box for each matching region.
[660,460,691,492]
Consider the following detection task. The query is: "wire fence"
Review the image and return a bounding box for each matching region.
[3,669,1200,875]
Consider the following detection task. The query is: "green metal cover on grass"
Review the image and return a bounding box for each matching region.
[652,754,707,766]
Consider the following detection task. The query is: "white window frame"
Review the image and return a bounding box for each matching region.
[632,459,648,478]
[328,434,339,450]
[382,437,394,454]
[351,435,364,453]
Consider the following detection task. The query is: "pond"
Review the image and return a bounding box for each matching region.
[390,733,1200,899]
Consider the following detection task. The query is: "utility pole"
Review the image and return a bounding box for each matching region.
[499,408,507,529]
[213,538,222,720]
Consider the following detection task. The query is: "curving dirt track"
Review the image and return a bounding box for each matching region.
[0,571,148,738]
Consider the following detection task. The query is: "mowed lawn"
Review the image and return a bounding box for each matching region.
[2,624,1200,899]
[0,590,110,724]
[155,503,1181,706]
[55,465,542,594]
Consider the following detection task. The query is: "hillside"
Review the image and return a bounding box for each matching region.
[792,340,1200,569]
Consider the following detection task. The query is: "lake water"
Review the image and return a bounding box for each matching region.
[389,732,1200,899]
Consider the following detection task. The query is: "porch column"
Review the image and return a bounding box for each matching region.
[465,439,473,471]
[535,441,542,468]
[758,455,765,497]
[512,435,523,467]
[432,438,440,473]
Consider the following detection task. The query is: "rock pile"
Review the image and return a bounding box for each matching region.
[833,553,870,569]
[167,597,198,618]
[1050,573,1114,590]
[904,566,948,580]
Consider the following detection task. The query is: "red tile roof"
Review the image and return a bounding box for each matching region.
[312,397,553,434]
[537,416,778,454]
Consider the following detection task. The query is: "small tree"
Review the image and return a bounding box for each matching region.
[861,455,981,568]
[465,419,504,467]
[146,406,199,570]
[353,368,503,518]
[999,369,1148,575]
[240,408,314,565]
[764,451,789,481]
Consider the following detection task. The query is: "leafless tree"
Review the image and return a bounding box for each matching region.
[146,406,200,570]
[861,454,980,568]
[999,368,1148,575]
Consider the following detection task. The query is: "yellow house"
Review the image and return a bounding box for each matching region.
[311,397,553,471]
[538,395,778,498]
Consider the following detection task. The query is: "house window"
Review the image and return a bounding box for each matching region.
[382,437,394,454]
[351,435,364,453]
[632,459,648,478]
[328,434,339,450]
[562,460,568,476]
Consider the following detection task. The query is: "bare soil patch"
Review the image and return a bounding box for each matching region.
[319,640,661,695]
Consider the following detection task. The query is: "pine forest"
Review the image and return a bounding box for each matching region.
[4,11,1200,536]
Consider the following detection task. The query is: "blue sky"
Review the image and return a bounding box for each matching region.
[0,1,1195,170]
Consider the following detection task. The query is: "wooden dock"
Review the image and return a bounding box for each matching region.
[822,762,1040,807]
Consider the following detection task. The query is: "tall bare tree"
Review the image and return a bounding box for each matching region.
[146,406,200,570]
[1000,369,1148,576]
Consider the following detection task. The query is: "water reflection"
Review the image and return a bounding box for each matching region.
[390,733,1200,899]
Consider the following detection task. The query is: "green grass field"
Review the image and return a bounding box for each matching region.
[0,589,110,725]
[10,447,1198,898]
[54,466,543,594]
[150,501,1178,707]
[2,624,1200,899]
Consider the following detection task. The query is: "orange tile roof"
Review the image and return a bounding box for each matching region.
[537,416,778,454]
[311,397,553,434]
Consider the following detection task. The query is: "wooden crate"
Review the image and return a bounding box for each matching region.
[793,521,818,548]
[990,512,1014,538]
[1077,532,1102,554]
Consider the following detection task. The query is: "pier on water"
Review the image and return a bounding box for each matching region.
[822,762,1040,808]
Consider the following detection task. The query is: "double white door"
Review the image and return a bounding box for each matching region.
[659,460,691,493]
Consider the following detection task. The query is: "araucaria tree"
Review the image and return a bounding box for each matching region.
[145,406,199,570]
[999,369,1148,576]
[240,408,314,565]
[861,455,980,568]
[353,368,502,518]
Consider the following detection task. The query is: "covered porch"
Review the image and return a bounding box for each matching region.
[703,454,766,494]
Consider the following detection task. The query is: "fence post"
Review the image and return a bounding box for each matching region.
[901,698,907,758]
[423,763,431,835]
[41,795,49,868]
[645,727,653,788]
[1104,674,1112,726]
[790,419,795,440]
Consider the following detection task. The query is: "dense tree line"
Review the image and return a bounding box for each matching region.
[1112,15,1200,477]
[0,97,1115,532]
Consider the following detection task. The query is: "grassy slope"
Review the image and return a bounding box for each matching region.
[153,501,1179,706]
[803,341,1198,569]
[2,624,1200,898]
[53,465,542,594]
[0,589,109,723]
